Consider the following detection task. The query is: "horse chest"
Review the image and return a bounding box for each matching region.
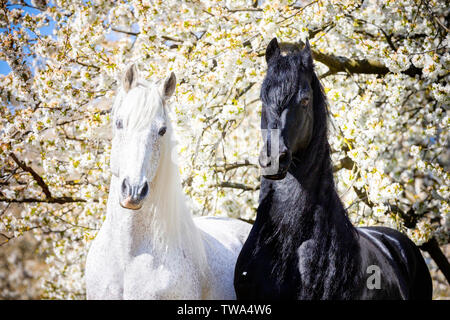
[87,230,203,299]
[85,231,124,299]
[235,242,300,299]
[122,253,203,299]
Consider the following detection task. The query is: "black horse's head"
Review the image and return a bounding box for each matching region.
[259,38,317,180]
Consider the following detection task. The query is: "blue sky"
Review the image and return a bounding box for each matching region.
[0,61,11,75]
[0,1,56,75]
[0,1,132,76]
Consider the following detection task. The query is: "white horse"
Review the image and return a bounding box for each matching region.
[85,64,252,299]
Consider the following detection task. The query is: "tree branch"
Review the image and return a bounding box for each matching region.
[238,217,255,225]
[312,49,390,75]
[213,161,258,173]
[111,27,139,36]
[0,197,87,204]
[314,48,422,77]
[332,156,354,172]
[73,59,100,70]
[161,35,183,43]
[6,153,87,204]
[294,40,423,78]
[213,181,260,191]
[312,50,422,77]
[225,7,263,13]
[9,153,52,199]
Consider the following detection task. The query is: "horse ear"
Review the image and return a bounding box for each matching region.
[301,38,313,70]
[266,38,280,64]
[161,72,176,100]
[122,64,138,93]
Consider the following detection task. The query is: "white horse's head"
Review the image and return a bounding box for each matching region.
[111,64,176,210]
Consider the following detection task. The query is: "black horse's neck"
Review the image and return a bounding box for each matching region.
[256,73,361,299]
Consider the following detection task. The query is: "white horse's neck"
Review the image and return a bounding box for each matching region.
[106,125,206,269]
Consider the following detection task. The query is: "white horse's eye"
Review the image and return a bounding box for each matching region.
[116,119,123,129]
[158,126,167,136]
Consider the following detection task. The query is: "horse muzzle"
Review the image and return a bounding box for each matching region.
[119,177,149,210]
[259,150,291,180]
[263,171,288,180]
[120,197,144,210]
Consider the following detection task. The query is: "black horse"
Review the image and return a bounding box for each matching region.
[234,38,432,300]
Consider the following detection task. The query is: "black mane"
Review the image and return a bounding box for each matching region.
[257,44,361,299]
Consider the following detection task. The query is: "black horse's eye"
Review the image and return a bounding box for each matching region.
[116,119,123,129]
[300,97,310,107]
[158,126,167,136]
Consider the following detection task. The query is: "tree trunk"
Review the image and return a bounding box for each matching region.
[420,237,450,284]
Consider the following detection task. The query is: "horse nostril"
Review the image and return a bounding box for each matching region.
[139,181,149,199]
[121,178,130,195]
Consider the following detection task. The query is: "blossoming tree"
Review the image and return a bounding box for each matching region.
[0,0,448,298]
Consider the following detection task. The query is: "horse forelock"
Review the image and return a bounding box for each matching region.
[261,55,299,111]
[113,81,165,132]
[261,48,315,115]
